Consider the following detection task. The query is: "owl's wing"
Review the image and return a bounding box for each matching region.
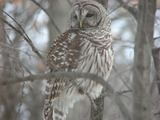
[43,29,82,120]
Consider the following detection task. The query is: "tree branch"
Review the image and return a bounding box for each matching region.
[0,71,132,120]
[30,0,61,34]
[95,0,108,9]
[0,9,44,59]
[117,0,138,20]
[0,9,60,71]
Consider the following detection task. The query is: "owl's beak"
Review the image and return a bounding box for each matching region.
[79,21,83,28]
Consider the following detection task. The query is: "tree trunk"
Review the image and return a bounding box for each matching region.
[90,89,105,120]
[132,0,156,120]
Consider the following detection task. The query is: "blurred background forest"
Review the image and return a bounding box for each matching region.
[0,0,160,120]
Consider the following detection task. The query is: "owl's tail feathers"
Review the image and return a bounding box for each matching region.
[43,87,85,120]
[43,101,53,120]
[43,100,66,120]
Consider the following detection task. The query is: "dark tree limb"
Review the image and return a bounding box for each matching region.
[95,0,108,9]
[152,48,160,94]
[90,89,105,120]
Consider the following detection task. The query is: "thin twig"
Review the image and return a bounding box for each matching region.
[118,89,132,95]
[14,82,25,120]
[154,36,160,40]
[0,9,44,59]
[108,3,124,15]
[30,0,61,34]
[117,0,138,20]
[0,10,59,71]
[0,17,43,59]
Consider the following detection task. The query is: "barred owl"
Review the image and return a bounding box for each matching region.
[43,1,113,120]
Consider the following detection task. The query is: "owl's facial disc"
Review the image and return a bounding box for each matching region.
[70,4,102,29]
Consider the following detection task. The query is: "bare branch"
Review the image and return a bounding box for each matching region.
[30,0,61,34]
[154,110,160,115]
[117,0,138,20]
[108,3,124,15]
[0,10,60,71]
[0,17,43,58]
[154,36,160,40]
[95,0,108,9]
[0,71,132,120]
[14,83,25,120]
[67,0,72,6]
[0,9,44,59]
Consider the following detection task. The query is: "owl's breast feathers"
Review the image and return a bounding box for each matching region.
[43,1,114,119]
[46,29,113,99]
[45,29,82,101]
[48,29,82,72]
[44,29,113,119]
[48,29,113,72]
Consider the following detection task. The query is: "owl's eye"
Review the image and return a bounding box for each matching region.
[86,13,94,18]
[73,15,78,20]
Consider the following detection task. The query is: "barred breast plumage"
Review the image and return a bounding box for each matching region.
[43,1,114,120]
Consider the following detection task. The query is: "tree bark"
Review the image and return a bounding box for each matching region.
[152,48,160,94]
[132,0,156,120]
[90,89,105,120]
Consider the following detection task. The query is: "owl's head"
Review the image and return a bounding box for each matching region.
[69,1,110,30]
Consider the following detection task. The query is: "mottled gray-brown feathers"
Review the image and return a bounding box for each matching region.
[43,1,114,120]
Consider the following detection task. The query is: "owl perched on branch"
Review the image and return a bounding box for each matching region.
[43,1,114,120]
